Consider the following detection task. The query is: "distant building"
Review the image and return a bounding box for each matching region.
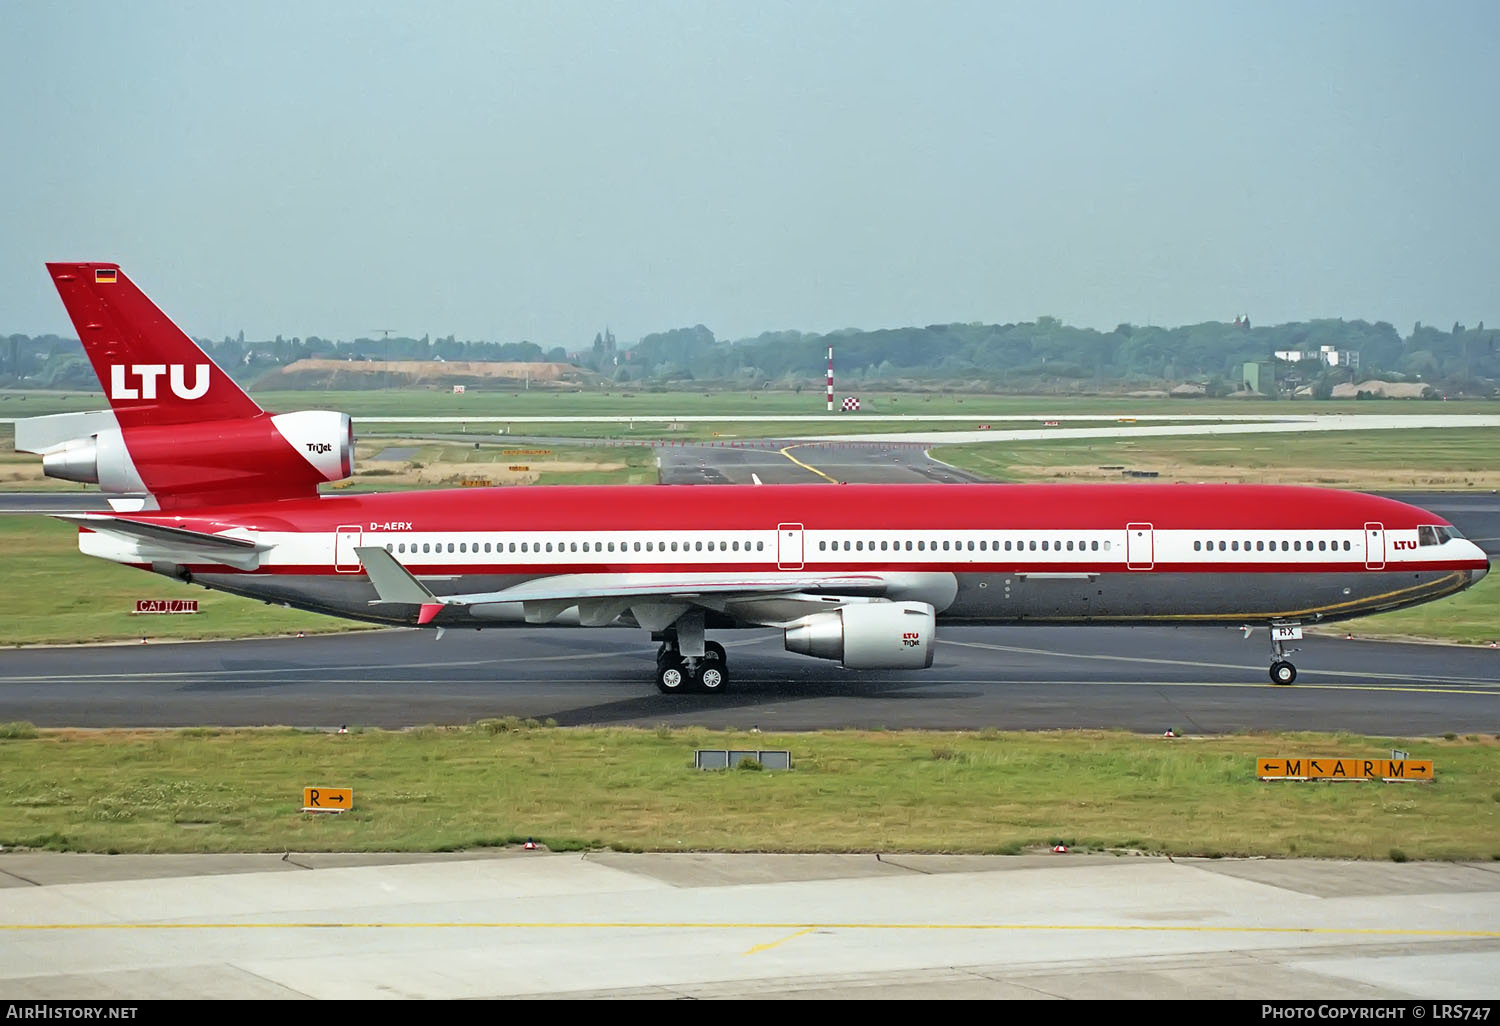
[1241,361,1276,395]
[1274,346,1359,370]
[1318,344,1359,369]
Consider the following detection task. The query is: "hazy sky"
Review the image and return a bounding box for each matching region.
[1,1,1495,347]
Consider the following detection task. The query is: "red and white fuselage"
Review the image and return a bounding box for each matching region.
[75,481,1487,630]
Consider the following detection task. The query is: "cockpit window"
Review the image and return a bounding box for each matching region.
[1417,525,1455,546]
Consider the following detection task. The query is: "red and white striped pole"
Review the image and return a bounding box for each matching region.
[826,346,834,412]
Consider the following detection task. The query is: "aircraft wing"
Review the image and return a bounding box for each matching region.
[354,545,954,628]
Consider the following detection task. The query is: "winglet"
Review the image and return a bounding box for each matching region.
[354,545,440,607]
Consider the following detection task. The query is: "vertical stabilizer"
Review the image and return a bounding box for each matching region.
[45,262,261,428]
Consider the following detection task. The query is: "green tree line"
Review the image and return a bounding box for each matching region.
[4,317,1496,395]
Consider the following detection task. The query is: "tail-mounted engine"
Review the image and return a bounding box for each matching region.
[784,601,936,669]
[28,410,354,508]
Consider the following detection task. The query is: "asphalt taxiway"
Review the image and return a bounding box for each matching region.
[0,622,1497,734]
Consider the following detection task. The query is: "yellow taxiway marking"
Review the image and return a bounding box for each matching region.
[4,922,1498,939]
[776,444,840,483]
[744,927,817,955]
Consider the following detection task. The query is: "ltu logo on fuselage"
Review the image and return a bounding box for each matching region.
[306,442,332,454]
[109,364,210,401]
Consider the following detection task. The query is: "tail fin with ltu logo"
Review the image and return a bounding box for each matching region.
[45,262,262,428]
[12,264,353,510]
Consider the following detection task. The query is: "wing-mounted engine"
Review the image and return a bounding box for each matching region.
[784,601,936,669]
[17,409,353,509]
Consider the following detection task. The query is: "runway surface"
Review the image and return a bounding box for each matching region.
[1,623,1497,734]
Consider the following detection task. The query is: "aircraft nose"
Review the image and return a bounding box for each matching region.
[1473,560,1489,585]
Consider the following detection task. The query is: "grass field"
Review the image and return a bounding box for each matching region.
[334,438,659,491]
[0,724,1494,859]
[5,386,1496,422]
[0,518,359,646]
[1325,573,1499,645]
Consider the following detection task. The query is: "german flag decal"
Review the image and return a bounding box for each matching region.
[94,268,118,284]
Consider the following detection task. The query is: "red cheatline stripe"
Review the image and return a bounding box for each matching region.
[124,560,1483,577]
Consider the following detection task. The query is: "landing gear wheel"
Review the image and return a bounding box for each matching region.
[698,663,728,692]
[1269,660,1297,686]
[705,641,726,664]
[656,660,689,694]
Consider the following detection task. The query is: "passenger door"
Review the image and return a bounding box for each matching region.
[1126,523,1154,570]
[335,525,364,573]
[1364,522,1385,569]
[777,523,804,570]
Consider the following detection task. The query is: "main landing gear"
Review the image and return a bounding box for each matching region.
[655,637,729,694]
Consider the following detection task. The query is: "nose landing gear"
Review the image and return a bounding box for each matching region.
[1267,623,1301,686]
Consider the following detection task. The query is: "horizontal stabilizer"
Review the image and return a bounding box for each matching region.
[12,411,121,455]
[57,514,266,552]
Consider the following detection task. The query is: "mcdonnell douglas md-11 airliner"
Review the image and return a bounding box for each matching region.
[12,264,1489,692]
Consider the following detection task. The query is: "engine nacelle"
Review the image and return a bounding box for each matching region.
[784,601,936,669]
[42,410,353,505]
